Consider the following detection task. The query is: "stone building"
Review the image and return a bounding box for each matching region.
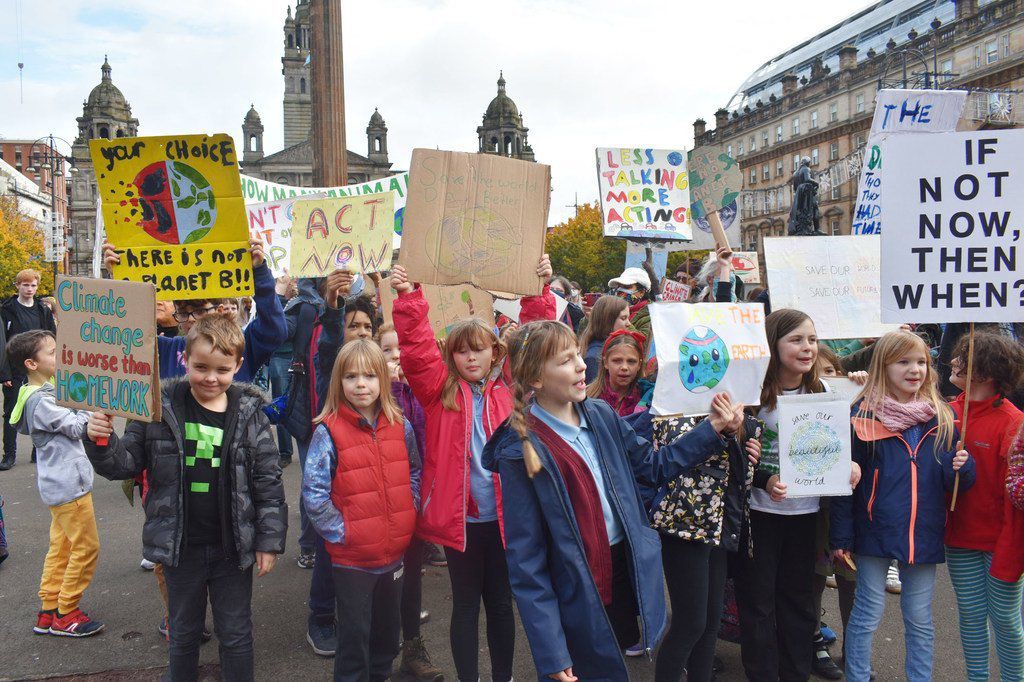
[0,139,69,225]
[695,0,1023,257]
[477,72,536,161]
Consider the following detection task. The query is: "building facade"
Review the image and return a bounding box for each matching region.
[0,140,69,225]
[477,72,536,161]
[696,0,1023,259]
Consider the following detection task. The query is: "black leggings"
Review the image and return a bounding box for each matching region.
[443,521,515,682]
[655,536,728,682]
[400,538,425,642]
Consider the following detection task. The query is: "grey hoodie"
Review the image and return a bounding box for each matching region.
[14,383,93,507]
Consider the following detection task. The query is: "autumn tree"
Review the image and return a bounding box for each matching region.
[546,203,626,292]
[0,197,53,296]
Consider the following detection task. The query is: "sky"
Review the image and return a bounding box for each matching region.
[0,0,874,224]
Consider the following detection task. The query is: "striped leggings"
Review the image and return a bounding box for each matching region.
[946,547,1024,682]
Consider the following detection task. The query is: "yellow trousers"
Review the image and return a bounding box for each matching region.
[39,492,99,613]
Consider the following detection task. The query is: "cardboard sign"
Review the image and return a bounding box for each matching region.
[661,279,691,302]
[881,130,1024,323]
[688,146,742,220]
[732,252,760,284]
[650,302,770,416]
[493,294,568,323]
[596,148,693,240]
[53,277,160,422]
[90,133,254,300]
[778,393,853,497]
[764,236,897,339]
[399,149,550,297]
[289,193,394,277]
[690,200,740,250]
[852,89,967,235]
[380,284,495,340]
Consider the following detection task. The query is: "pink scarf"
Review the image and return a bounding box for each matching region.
[872,394,936,432]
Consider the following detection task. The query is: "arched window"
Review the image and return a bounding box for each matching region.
[300,78,306,94]
[116,129,124,138]
[249,135,257,149]
[288,35,294,48]
[491,137,498,153]
[374,137,381,152]
[99,126,109,139]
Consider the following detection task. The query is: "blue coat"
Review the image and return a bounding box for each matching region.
[483,398,725,680]
[584,339,604,384]
[830,403,976,565]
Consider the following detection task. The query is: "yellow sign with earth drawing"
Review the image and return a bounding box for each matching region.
[289,193,395,277]
[90,133,254,300]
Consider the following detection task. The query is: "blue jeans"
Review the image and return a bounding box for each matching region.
[309,537,336,626]
[845,555,936,682]
[163,544,254,682]
[268,356,293,458]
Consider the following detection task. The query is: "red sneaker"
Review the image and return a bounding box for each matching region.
[49,608,105,637]
[33,610,55,634]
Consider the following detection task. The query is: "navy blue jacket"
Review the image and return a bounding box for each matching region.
[157,263,287,382]
[483,398,725,680]
[583,339,604,384]
[830,402,976,565]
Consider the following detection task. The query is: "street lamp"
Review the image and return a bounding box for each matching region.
[25,134,76,287]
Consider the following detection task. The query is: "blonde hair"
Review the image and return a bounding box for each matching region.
[855,331,955,449]
[507,321,579,478]
[440,318,505,412]
[315,339,402,426]
[374,321,396,343]
[185,313,245,359]
[586,333,644,402]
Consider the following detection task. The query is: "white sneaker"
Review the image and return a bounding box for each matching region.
[885,563,901,594]
[140,558,156,571]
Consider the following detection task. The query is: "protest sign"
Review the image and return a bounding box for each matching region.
[399,149,550,297]
[880,130,1024,323]
[246,193,326,277]
[764,235,896,339]
[661,279,691,302]
[732,252,760,284]
[596,148,693,241]
[493,293,567,323]
[778,393,852,497]
[289,193,394,277]
[691,200,740,250]
[53,277,160,422]
[825,377,864,404]
[650,302,769,416]
[380,283,495,340]
[852,89,967,235]
[688,145,742,249]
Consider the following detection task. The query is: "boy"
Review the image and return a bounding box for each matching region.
[7,330,102,636]
[85,315,287,680]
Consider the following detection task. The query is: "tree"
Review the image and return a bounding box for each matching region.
[0,197,53,297]
[546,203,625,292]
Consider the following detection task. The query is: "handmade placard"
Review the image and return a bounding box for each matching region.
[778,392,852,497]
[650,302,770,416]
[661,280,691,302]
[380,283,495,340]
[688,146,742,220]
[289,193,394,277]
[53,276,160,422]
[90,133,253,300]
[732,252,761,284]
[246,193,327,277]
[596,148,693,240]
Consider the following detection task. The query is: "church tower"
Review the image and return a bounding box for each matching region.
[366,108,388,165]
[477,72,535,162]
[242,105,265,165]
[282,1,312,147]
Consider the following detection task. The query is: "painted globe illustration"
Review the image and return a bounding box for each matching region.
[678,326,729,393]
[789,421,843,476]
[667,151,684,167]
[134,161,217,245]
[427,207,520,277]
[67,372,89,403]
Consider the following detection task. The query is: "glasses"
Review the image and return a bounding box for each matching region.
[172,307,215,323]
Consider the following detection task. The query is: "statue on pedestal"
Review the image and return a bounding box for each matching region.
[787,157,825,236]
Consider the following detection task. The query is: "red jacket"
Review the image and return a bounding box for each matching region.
[392,284,555,551]
[322,409,416,569]
[946,394,1024,582]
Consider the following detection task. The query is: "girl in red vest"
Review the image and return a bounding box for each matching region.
[944,331,1024,682]
[389,257,555,682]
[302,339,421,682]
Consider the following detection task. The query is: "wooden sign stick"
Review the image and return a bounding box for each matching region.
[706,211,731,251]
[949,322,975,512]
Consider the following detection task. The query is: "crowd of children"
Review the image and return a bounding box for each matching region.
[0,245,1022,682]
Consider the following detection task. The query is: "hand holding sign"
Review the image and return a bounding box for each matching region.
[87,412,115,445]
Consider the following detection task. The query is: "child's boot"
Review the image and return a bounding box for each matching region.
[400,635,443,680]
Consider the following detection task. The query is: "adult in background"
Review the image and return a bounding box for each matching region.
[607,266,654,341]
[270,273,297,468]
[0,269,56,470]
[549,276,585,332]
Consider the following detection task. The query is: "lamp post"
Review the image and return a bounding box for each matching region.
[25,134,76,288]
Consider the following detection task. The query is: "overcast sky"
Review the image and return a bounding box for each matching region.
[1,0,872,224]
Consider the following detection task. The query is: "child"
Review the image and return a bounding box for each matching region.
[579,296,629,383]
[831,330,975,682]
[85,315,286,680]
[7,330,102,636]
[585,329,652,416]
[389,257,554,682]
[945,331,1024,681]
[482,320,759,680]
[302,339,421,681]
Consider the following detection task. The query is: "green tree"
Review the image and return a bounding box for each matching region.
[0,197,53,296]
[546,203,626,292]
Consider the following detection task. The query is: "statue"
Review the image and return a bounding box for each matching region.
[787,157,825,236]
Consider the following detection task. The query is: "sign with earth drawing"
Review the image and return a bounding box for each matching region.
[649,301,770,416]
[90,133,254,300]
[596,148,694,241]
[778,392,852,497]
[54,276,160,423]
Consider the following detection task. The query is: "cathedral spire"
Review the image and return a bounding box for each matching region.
[101,55,111,82]
[497,70,506,94]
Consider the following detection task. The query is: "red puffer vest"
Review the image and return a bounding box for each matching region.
[323,408,416,569]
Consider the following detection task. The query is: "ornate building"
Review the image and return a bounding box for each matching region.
[696,0,1023,259]
[67,57,140,275]
[477,72,536,161]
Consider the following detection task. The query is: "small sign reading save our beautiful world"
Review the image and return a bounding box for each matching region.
[778,392,852,497]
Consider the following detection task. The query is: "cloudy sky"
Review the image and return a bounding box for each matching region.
[1,0,872,223]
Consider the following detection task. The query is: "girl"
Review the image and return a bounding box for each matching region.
[579,295,629,383]
[585,329,652,416]
[389,257,554,682]
[302,339,421,682]
[482,320,759,681]
[944,331,1024,682]
[831,330,974,682]
[734,309,860,682]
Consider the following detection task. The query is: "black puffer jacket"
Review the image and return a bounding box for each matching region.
[85,379,287,569]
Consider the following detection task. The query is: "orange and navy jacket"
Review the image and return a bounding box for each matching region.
[830,401,976,565]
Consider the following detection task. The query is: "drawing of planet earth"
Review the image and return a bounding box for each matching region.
[427,206,521,277]
[789,421,843,476]
[678,326,729,393]
[134,161,217,245]
[66,372,89,403]
[693,201,737,234]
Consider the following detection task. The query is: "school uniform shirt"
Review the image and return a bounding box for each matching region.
[468,384,498,522]
[530,402,625,545]
[183,392,227,546]
[751,381,831,516]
